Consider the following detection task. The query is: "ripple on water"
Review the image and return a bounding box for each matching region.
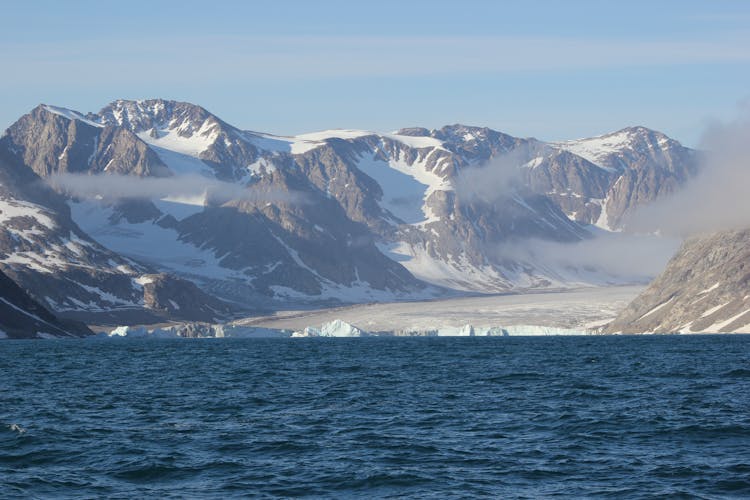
[0,335,749,498]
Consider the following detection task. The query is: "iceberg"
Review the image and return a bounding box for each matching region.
[433,324,582,336]
[294,319,367,337]
[320,319,366,337]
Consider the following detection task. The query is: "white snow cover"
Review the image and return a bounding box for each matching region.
[704,309,750,333]
[637,296,675,321]
[134,275,155,286]
[42,105,103,129]
[376,242,567,293]
[355,154,444,224]
[592,197,614,232]
[69,200,245,282]
[698,282,721,295]
[146,144,214,177]
[700,301,730,318]
[0,198,57,230]
[381,133,443,149]
[256,129,444,155]
[288,129,373,154]
[246,287,641,335]
[522,156,545,169]
[552,131,634,170]
[153,197,206,220]
[136,119,219,158]
[246,158,277,178]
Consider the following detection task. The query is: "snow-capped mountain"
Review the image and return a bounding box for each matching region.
[0,130,236,324]
[605,228,750,334]
[553,126,699,229]
[0,99,700,321]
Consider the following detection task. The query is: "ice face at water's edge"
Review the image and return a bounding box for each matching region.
[92,319,589,339]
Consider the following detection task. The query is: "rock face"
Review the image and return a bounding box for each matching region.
[4,105,170,178]
[139,273,236,322]
[605,229,750,333]
[552,126,699,229]
[0,269,91,339]
[0,143,235,325]
[0,98,700,323]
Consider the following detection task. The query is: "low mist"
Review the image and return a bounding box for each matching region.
[46,173,307,206]
[453,149,528,204]
[493,232,681,283]
[627,104,750,236]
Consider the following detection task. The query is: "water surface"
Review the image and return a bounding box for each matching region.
[2,336,750,498]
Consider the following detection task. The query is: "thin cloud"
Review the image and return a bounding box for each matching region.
[453,149,529,204]
[492,233,681,282]
[626,102,750,236]
[2,34,749,85]
[46,173,308,206]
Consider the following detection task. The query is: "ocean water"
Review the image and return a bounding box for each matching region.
[1,336,750,499]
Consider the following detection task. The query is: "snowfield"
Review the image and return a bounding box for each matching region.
[95,286,642,339]
[234,286,643,335]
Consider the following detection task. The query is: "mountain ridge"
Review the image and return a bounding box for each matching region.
[0,98,700,325]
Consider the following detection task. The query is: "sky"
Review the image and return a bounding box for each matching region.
[1,0,749,146]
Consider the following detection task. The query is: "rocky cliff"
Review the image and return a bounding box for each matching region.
[0,269,92,339]
[605,229,750,333]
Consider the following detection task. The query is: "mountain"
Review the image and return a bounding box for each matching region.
[553,126,699,229]
[605,229,750,334]
[0,130,236,324]
[0,269,91,339]
[0,99,700,323]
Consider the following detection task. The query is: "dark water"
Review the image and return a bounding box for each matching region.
[2,336,750,499]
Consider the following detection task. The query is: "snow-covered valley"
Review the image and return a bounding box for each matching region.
[237,285,642,334]
[96,285,643,338]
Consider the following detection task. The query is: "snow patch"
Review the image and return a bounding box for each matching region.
[137,121,218,158]
[70,200,244,282]
[135,275,154,286]
[42,105,103,128]
[705,309,750,333]
[698,282,720,295]
[382,133,443,149]
[0,198,57,230]
[700,301,730,318]
[355,153,437,224]
[637,296,675,321]
[552,131,633,171]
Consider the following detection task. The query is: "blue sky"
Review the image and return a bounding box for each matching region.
[1,0,749,146]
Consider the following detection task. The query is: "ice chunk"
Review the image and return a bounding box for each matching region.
[320,319,365,337]
[106,326,149,337]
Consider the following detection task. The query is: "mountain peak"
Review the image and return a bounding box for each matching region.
[96,99,227,136]
[36,104,103,128]
[609,125,672,142]
[394,127,430,137]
